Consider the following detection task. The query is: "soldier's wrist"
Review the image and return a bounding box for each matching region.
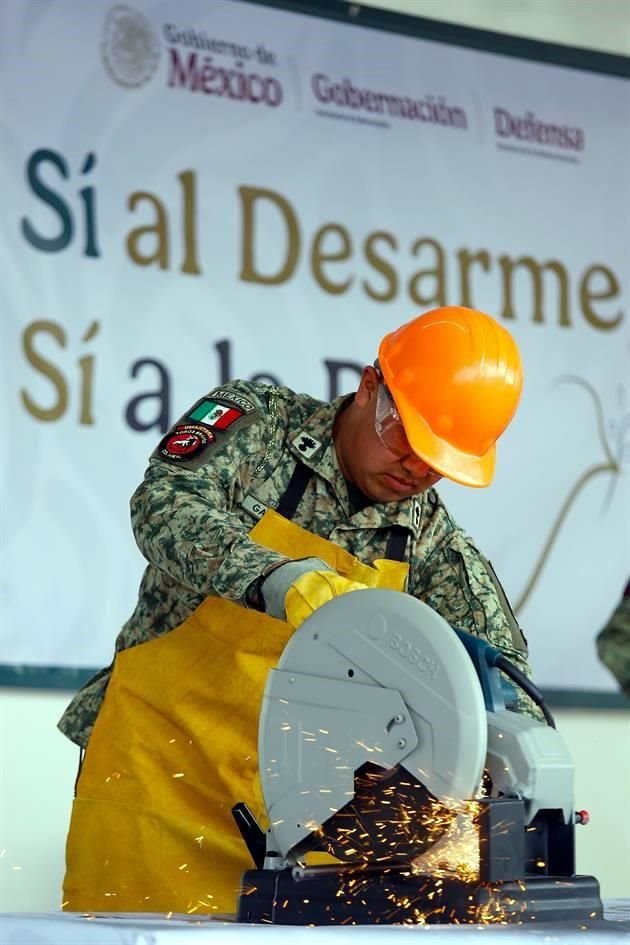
[261,557,333,620]
[245,560,291,612]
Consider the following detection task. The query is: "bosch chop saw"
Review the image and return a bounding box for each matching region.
[233,590,602,925]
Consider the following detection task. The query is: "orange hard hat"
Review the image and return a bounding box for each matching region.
[378,306,523,487]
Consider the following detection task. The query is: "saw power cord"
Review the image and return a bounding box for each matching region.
[495,653,557,729]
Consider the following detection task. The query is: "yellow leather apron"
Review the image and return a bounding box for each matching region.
[63,509,408,916]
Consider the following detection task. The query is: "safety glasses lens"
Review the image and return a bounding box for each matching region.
[375,385,409,455]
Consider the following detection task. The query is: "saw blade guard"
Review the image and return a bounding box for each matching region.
[258,589,487,860]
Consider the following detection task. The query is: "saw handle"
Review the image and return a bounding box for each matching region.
[494,652,557,729]
[454,629,556,728]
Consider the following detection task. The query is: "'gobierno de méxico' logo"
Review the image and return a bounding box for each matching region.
[102,4,160,88]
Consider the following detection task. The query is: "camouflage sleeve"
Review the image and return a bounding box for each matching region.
[129,383,291,606]
[412,497,542,719]
[596,583,630,700]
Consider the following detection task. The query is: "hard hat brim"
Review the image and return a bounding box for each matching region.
[392,384,496,488]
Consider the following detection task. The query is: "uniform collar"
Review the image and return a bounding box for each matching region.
[288,396,424,534]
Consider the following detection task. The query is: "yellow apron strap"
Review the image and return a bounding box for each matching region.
[251,509,408,592]
[64,509,409,916]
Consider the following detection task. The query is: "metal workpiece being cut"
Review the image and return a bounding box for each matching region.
[232,590,603,925]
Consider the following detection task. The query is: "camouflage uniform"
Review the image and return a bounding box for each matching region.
[59,380,536,748]
[597,580,630,700]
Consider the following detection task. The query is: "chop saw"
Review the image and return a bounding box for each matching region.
[233,590,602,925]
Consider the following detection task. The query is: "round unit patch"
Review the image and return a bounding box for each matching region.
[158,424,214,461]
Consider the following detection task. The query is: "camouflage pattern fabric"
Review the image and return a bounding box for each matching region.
[59,380,540,747]
[597,580,630,701]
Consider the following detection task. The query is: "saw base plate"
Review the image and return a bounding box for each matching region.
[237,868,603,925]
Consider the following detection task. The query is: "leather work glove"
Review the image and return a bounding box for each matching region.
[259,557,367,629]
[284,570,368,630]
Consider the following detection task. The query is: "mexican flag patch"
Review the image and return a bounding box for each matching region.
[189,400,243,430]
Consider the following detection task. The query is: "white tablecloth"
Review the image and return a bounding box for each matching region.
[1,902,629,945]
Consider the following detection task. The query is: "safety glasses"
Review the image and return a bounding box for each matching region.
[374,383,413,457]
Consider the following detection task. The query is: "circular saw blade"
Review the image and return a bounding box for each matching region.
[301,762,458,862]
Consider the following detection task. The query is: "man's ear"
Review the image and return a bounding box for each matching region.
[355,365,379,407]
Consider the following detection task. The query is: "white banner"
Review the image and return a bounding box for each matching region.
[1,0,628,693]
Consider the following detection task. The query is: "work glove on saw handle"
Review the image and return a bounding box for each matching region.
[261,557,368,629]
[285,570,369,629]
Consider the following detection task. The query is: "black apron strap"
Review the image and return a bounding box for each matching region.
[385,524,410,562]
[276,461,410,561]
[276,461,314,521]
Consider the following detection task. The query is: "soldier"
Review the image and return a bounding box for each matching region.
[597,579,630,700]
[59,306,533,915]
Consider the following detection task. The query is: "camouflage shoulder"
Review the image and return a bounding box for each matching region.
[421,486,474,546]
[256,382,325,434]
[205,379,322,418]
[147,381,272,471]
[146,381,322,475]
